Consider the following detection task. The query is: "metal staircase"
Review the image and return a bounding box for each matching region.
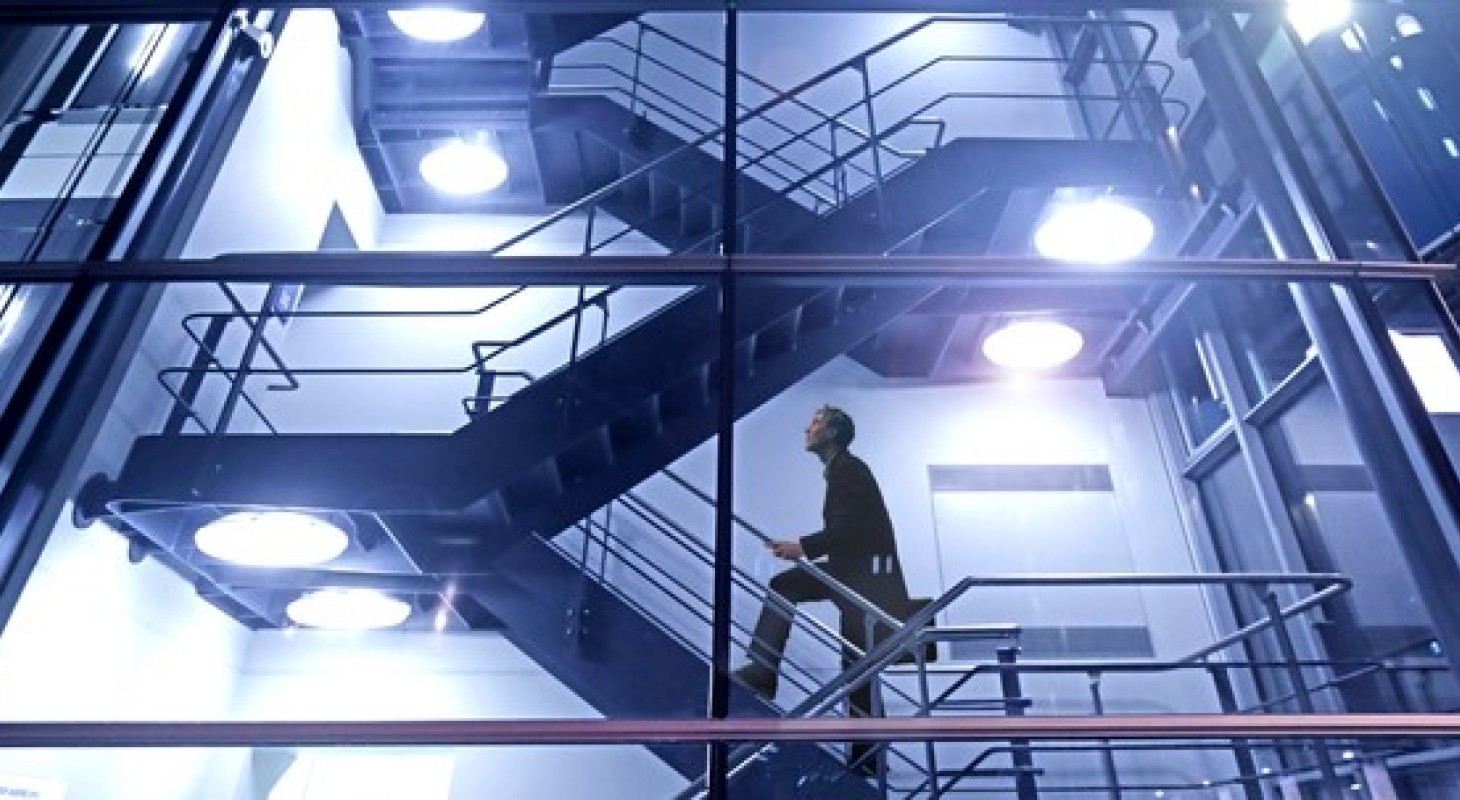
[81,13,1189,797]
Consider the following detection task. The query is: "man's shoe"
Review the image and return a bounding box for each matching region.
[731,665,778,702]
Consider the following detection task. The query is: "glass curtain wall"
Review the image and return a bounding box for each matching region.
[2,2,1460,800]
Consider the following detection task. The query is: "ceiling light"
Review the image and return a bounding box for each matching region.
[194,511,348,567]
[388,8,485,42]
[1288,0,1352,43]
[420,140,508,195]
[982,320,1084,371]
[287,589,412,630]
[1034,198,1154,263]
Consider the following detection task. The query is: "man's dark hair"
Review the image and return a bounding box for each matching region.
[818,405,855,448]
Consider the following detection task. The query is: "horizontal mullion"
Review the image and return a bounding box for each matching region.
[0,713,1455,748]
[0,256,1445,285]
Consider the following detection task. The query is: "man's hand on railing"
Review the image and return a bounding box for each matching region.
[767,538,805,560]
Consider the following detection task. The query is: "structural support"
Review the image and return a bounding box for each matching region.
[707,4,738,799]
[1181,7,1460,690]
[0,11,236,631]
[996,647,1038,800]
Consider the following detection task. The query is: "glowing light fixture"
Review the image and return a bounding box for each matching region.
[195,511,348,567]
[287,589,412,630]
[1395,13,1424,38]
[982,320,1084,372]
[1288,0,1352,43]
[1034,198,1154,263]
[388,8,485,42]
[420,140,508,195]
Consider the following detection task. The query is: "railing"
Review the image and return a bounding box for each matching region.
[540,455,1392,799]
[159,284,627,436]
[493,14,1179,258]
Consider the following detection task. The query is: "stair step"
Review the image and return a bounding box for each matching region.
[658,365,711,422]
[799,287,845,330]
[608,396,664,455]
[555,425,615,491]
[753,308,802,361]
[500,459,566,519]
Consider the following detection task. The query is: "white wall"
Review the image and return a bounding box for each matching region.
[228,631,684,800]
[0,502,251,800]
[183,9,381,257]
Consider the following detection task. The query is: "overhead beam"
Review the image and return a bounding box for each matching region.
[0,0,1423,23]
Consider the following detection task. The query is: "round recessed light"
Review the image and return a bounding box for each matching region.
[983,320,1084,371]
[1287,0,1352,43]
[195,511,349,568]
[387,8,486,42]
[419,140,508,196]
[1034,198,1154,263]
[286,588,412,630]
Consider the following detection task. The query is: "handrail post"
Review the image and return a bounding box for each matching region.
[1208,664,1266,800]
[996,646,1038,800]
[916,629,942,800]
[1261,590,1342,796]
[629,23,646,116]
[164,314,227,434]
[1087,670,1121,799]
[854,58,888,232]
[211,285,279,436]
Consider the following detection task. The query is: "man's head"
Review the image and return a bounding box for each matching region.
[805,404,855,456]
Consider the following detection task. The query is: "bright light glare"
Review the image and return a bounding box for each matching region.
[1034,199,1154,263]
[388,9,485,42]
[131,24,181,80]
[419,140,508,195]
[1288,0,1352,43]
[982,320,1084,372]
[1390,331,1460,412]
[0,288,23,347]
[1396,13,1424,37]
[287,589,412,630]
[195,511,348,567]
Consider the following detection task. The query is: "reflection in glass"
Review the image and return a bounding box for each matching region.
[1217,282,1313,401]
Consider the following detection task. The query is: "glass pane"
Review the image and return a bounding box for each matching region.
[1216,281,1314,401]
[1302,2,1460,255]
[0,21,208,263]
[1160,312,1230,450]
[1,736,1457,797]
[1248,11,1415,259]
[178,8,723,259]
[726,11,1203,259]
[1262,378,1455,713]
[29,277,716,733]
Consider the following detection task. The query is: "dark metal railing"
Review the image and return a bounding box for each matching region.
[494,14,1172,258]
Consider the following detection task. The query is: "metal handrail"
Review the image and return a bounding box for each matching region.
[629,18,926,162]
[683,571,1353,797]
[488,14,1163,257]
[549,71,842,211]
[161,286,620,435]
[658,466,900,630]
[557,505,838,700]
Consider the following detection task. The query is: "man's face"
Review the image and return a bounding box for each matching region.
[804,411,833,452]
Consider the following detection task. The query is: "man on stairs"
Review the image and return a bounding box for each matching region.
[733,404,911,777]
